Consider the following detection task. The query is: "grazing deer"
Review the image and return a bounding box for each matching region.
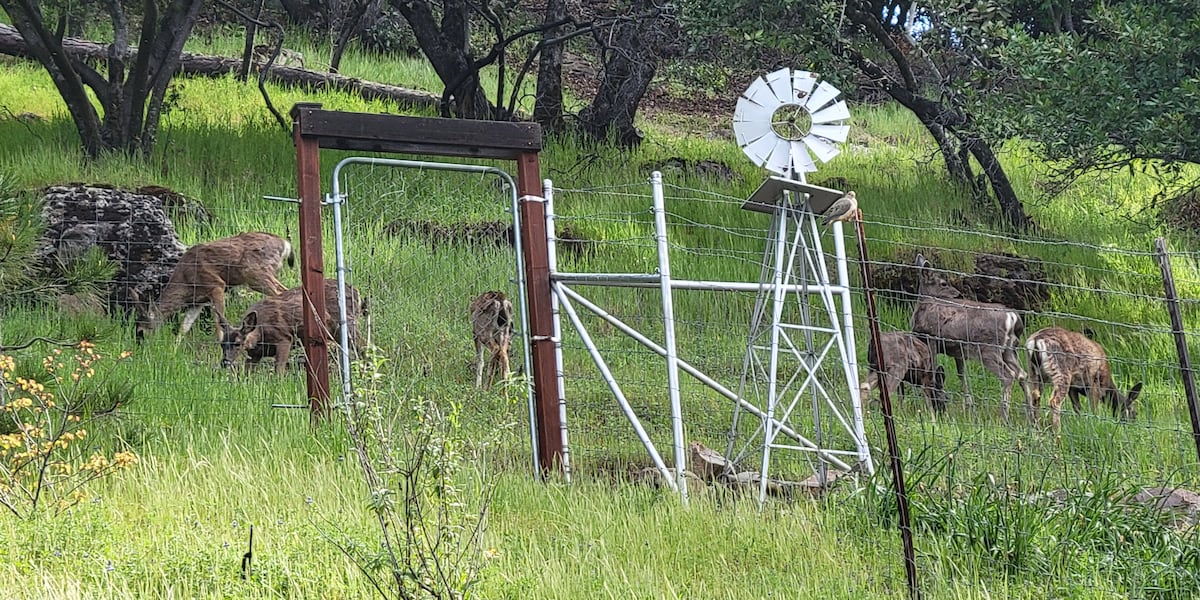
[910,254,1032,420]
[861,331,948,413]
[470,290,514,389]
[218,279,365,373]
[134,231,292,342]
[1025,326,1142,430]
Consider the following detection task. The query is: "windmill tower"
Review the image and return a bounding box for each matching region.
[725,68,873,504]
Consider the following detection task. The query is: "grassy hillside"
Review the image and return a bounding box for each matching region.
[2,34,1200,599]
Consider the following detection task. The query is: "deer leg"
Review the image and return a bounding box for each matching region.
[1026,376,1042,424]
[474,342,486,388]
[487,350,501,389]
[954,355,974,408]
[1088,382,1102,414]
[1048,383,1069,431]
[248,272,288,296]
[859,372,878,404]
[177,306,206,341]
[999,376,1014,423]
[1068,388,1084,414]
[1005,347,1034,421]
[274,341,291,375]
[498,343,511,383]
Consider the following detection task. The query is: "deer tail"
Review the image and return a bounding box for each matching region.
[284,240,295,269]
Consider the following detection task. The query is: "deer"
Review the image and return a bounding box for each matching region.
[909,253,1032,421]
[134,231,292,342]
[860,331,948,413]
[1024,326,1142,430]
[218,279,365,374]
[470,290,514,389]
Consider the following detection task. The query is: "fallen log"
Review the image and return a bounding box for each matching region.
[0,23,440,111]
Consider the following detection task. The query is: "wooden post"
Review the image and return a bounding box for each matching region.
[856,212,921,600]
[516,151,565,475]
[1155,237,1200,465]
[291,102,331,420]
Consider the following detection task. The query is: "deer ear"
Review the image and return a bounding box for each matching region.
[242,310,258,329]
[1127,382,1143,403]
[915,253,927,269]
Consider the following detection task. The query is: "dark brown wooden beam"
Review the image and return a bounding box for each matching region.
[292,102,332,420]
[293,106,542,159]
[516,151,565,475]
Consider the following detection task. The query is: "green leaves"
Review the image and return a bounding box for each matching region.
[979,0,1200,190]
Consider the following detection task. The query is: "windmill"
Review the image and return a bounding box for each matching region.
[725,68,873,505]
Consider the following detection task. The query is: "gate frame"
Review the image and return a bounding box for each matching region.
[289,102,564,476]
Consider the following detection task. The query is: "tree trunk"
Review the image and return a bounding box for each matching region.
[964,137,1032,230]
[0,0,205,158]
[841,4,1032,229]
[391,0,493,119]
[578,0,666,146]
[1,1,106,157]
[0,23,441,110]
[533,0,568,134]
[330,0,375,74]
[238,0,266,81]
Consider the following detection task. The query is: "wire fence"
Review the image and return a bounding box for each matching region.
[546,173,1200,594]
[13,168,1200,595]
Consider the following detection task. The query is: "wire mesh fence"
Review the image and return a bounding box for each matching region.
[12,164,1200,594]
[546,172,1200,593]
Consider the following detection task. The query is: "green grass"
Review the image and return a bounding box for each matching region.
[3,32,1200,599]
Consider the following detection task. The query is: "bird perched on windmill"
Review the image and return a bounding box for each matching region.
[819,191,858,228]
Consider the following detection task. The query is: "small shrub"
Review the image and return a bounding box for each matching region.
[326,350,502,599]
[0,341,138,518]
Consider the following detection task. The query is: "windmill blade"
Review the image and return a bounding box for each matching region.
[811,100,850,124]
[806,81,841,112]
[765,137,796,175]
[809,123,850,142]
[745,76,780,106]
[802,134,841,163]
[734,116,774,146]
[734,94,775,124]
[792,71,817,100]
[744,134,779,168]
[764,68,797,105]
[789,141,817,173]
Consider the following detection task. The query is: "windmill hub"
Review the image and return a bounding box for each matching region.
[772,105,812,141]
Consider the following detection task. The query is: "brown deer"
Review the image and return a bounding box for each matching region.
[218,279,365,373]
[860,331,948,413]
[1025,326,1142,430]
[910,253,1032,420]
[134,231,292,342]
[470,290,514,388]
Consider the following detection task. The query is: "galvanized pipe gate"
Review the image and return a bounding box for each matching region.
[289,103,565,476]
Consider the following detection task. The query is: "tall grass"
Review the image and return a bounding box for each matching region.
[2,34,1200,599]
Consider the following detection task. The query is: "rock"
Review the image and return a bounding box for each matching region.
[960,252,1050,313]
[1127,486,1200,528]
[689,441,734,481]
[721,468,849,498]
[35,184,186,316]
[871,251,1049,313]
[655,157,739,181]
[57,292,105,317]
[629,466,706,494]
[136,185,213,226]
